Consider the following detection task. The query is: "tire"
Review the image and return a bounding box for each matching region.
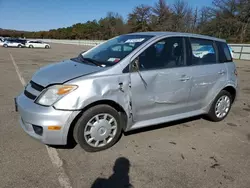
[3,44,8,48]
[207,90,232,122]
[29,45,34,48]
[45,45,50,49]
[18,44,22,48]
[73,105,122,152]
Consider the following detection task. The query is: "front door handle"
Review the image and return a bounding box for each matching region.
[218,70,226,75]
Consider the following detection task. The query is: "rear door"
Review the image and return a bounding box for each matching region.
[32,41,39,48]
[187,38,227,110]
[37,41,44,48]
[130,37,193,122]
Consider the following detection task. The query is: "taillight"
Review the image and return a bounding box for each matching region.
[234,69,238,76]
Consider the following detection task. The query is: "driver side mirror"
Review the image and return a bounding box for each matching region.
[131,57,140,72]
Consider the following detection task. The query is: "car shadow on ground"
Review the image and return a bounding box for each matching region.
[124,115,203,136]
[47,139,77,149]
[91,157,133,188]
[49,115,203,150]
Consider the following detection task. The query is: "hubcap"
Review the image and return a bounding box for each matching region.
[84,113,117,148]
[215,95,230,118]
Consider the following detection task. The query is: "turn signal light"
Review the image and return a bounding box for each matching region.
[57,86,76,95]
[48,126,62,130]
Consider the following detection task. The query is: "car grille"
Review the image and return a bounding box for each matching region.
[24,90,36,100]
[24,81,45,100]
[30,81,44,92]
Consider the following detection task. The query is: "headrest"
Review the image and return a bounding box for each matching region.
[173,46,182,56]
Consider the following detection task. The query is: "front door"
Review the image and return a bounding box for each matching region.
[130,37,192,122]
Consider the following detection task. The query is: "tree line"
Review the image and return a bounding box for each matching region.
[1,0,250,43]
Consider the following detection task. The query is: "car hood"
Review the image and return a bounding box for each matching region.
[31,59,104,87]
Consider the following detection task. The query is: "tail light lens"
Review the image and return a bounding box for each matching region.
[234,69,238,76]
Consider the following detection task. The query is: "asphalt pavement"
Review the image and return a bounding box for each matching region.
[1,44,250,188]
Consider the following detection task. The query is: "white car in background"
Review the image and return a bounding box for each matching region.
[25,40,50,48]
[3,39,26,48]
[0,38,5,46]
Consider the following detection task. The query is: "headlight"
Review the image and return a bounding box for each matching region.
[35,85,78,106]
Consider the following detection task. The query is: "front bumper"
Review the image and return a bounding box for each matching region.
[16,92,80,145]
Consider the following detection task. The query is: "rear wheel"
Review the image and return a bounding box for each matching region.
[18,44,22,48]
[3,44,8,48]
[45,45,50,49]
[73,105,122,152]
[29,45,34,48]
[207,90,232,122]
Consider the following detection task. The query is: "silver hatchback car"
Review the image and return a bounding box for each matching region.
[16,32,238,152]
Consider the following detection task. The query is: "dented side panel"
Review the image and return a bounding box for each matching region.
[54,73,132,121]
[129,67,193,123]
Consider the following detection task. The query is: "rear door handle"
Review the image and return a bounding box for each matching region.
[218,70,226,75]
[179,75,191,82]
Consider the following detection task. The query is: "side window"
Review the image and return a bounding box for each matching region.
[111,45,122,52]
[190,38,217,65]
[216,41,232,62]
[137,37,185,70]
[124,45,133,52]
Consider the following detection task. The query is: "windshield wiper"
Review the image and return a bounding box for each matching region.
[79,54,103,67]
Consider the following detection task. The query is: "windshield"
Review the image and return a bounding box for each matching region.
[81,34,153,66]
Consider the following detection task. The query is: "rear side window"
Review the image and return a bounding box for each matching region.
[190,38,217,65]
[216,41,232,62]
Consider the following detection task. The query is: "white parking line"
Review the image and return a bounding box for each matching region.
[9,53,26,86]
[9,52,72,188]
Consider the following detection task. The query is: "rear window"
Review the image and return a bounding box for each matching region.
[190,38,217,65]
[216,41,232,62]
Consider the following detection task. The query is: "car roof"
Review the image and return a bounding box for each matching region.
[126,32,226,42]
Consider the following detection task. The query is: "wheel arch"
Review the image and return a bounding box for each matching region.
[204,84,237,113]
[66,99,128,145]
[222,85,237,103]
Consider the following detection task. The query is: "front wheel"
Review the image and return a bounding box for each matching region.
[73,105,122,152]
[207,90,232,122]
[18,44,22,48]
[29,45,34,48]
[3,44,8,48]
[45,45,50,49]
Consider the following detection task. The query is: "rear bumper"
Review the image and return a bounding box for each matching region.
[16,92,80,145]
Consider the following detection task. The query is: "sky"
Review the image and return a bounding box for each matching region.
[0,0,212,31]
